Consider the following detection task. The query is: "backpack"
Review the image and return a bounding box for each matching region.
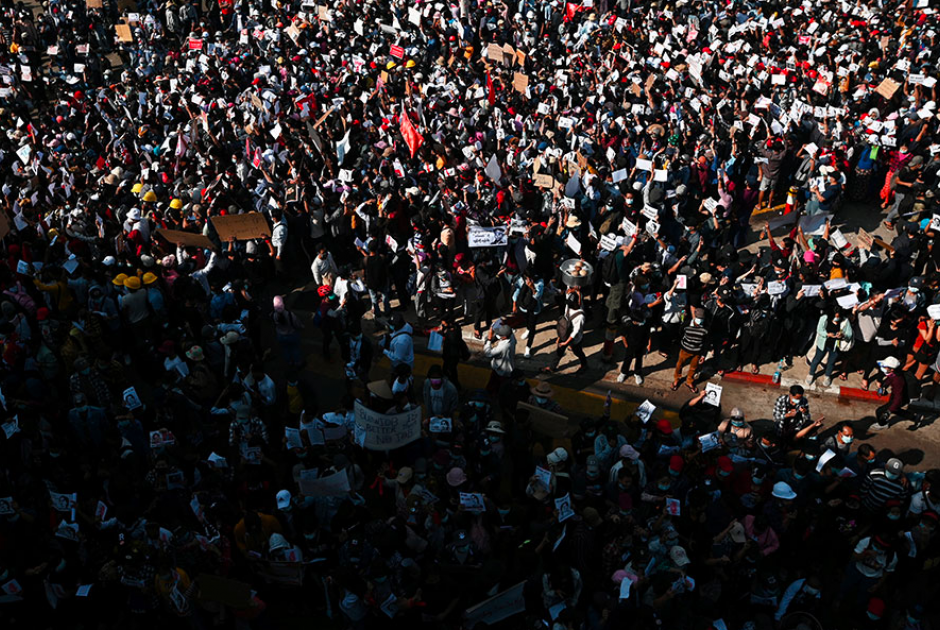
[601,251,622,285]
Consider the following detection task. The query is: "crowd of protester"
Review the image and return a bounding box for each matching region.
[1,0,940,628]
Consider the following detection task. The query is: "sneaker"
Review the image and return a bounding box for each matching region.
[805,376,814,386]
[821,376,832,387]
[635,374,644,385]
[870,422,889,431]
[616,373,627,383]
[524,347,532,358]
[521,330,530,340]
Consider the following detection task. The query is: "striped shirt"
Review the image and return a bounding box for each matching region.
[679,325,708,353]
[860,469,907,512]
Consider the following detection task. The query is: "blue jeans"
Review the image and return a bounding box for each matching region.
[809,344,840,379]
[368,289,390,315]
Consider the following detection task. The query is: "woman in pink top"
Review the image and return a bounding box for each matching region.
[743,514,780,556]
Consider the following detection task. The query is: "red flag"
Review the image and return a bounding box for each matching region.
[487,71,495,106]
[400,108,424,158]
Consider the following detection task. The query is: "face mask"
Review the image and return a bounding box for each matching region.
[718,470,730,478]
[473,401,486,408]
[731,420,745,428]
[794,472,805,480]
[429,378,442,387]
[887,512,901,521]
[694,318,703,325]
[910,287,920,294]
[880,367,889,374]
[585,430,596,438]
[868,612,881,621]
[886,471,899,480]
[752,476,763,485]
[790,397,800,405]
[534,396,548,404]
[490,435,501,443]
[304,533,317,541]
[841,435,853,444]
[804,455,817,461]
[497,508,510,517]
[658,483,671,491]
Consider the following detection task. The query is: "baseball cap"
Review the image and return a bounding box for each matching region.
[656,419,674,435]
[395,467,414,484]
[276,489,292,510]
[885,458,904,479]
[669,455,684,473]
[669,545,690,567]
[547,447,569,465]
[729,521,746,543]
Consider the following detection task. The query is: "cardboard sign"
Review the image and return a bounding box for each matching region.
[86,0,102,7]
[513,72,529,95]
[299,469,350,496]
[486,43,504,64]
[875,78,900,100]
[188,38,204,51]
[517,402,569,438]
[211,213,271,241]
[468,226,509,248]
[534,174,556,189]
[390,45,405,59]
[115,24,133,43]
[156,228,215,250]
[353,400,422,450]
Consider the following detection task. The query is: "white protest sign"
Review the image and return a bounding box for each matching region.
[636,400,656,424]
[459,492,486,513]
[123,386,143,411]
[429,416,453,433]
[816,449,837,473]
[698,432,721,452]
[703,383,722,406]
[468,226,508,248]
[666,498,681,516]
[353,400,422,450]
[554,493,575,522]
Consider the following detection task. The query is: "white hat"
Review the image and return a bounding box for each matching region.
[276,489,292,510]
[669,545,690,567]
[546,447,568,465]
[126,208,141,221]
[268,533,289,552]
[485,420,505,434]
[772,481,797,500]
[880,356,900,369]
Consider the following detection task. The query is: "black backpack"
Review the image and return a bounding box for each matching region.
[601,251,622,285]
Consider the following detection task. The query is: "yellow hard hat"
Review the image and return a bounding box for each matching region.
[112,273,128,286]
[124,276,141,290]
[169,198,183,210]
[142,272,158,285]
[131,183,143,194]
[387,61,396,70]
[405,59,416,68]
[142,190,157,203]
